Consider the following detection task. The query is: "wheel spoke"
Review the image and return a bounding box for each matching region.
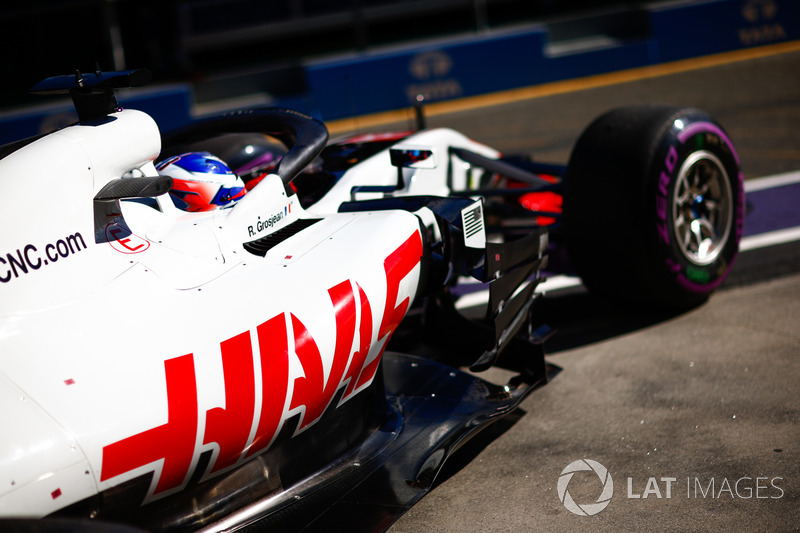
[671,150,733,265]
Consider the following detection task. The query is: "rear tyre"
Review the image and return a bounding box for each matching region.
[563,106,744,309]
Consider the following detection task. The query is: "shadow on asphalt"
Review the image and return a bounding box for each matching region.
[533,289,684,356]
[530,240,800,357]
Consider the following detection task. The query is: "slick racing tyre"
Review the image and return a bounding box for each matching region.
[563,106,744,309]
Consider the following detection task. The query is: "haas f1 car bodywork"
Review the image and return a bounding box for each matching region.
[0,69,743,531]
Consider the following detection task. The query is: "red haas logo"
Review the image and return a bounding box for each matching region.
[101,232,422,497]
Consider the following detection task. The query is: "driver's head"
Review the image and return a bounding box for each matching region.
[156,152,246,212]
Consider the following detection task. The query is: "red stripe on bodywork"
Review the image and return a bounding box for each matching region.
[203,331,256,472]
[290,280,356,429]
[100,354,198,495]
[357,231,422,390]
[343,283,373,398]
[246,314,290,457]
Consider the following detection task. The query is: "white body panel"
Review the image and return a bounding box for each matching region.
[308,128,500,214]
[0,110,161,315]
[0,110,424,516]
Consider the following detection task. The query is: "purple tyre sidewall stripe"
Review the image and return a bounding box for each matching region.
[676,121,740,166]
[673,120,744,294]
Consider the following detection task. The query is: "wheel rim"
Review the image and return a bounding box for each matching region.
[672,150,733,266]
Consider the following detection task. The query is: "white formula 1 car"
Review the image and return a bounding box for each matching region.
[0,69,743,532]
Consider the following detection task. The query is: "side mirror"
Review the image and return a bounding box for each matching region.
[389,147,437,169]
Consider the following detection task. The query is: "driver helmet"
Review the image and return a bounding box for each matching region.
[157,152,246,212]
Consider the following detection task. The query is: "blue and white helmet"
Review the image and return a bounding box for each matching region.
[157,152,247,212]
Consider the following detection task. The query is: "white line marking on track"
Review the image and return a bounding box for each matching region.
[741,171,800,249]
[744,171,800,192]
[454,275,582,309]
[453,170,800,308]
[740,227,800,251]
[454,291,490,310]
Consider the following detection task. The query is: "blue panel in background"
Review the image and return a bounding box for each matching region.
[118,85,194,133]
[306,28,548,119]
[0,85,192,145]
[540,40,653,85]
[2,0,799,140]
[651,0,800,62]
[304,0,800,121]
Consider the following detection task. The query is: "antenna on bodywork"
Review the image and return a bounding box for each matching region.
[414,93,426,131]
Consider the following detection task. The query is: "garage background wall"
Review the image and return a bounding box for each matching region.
[1,0,798,143]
